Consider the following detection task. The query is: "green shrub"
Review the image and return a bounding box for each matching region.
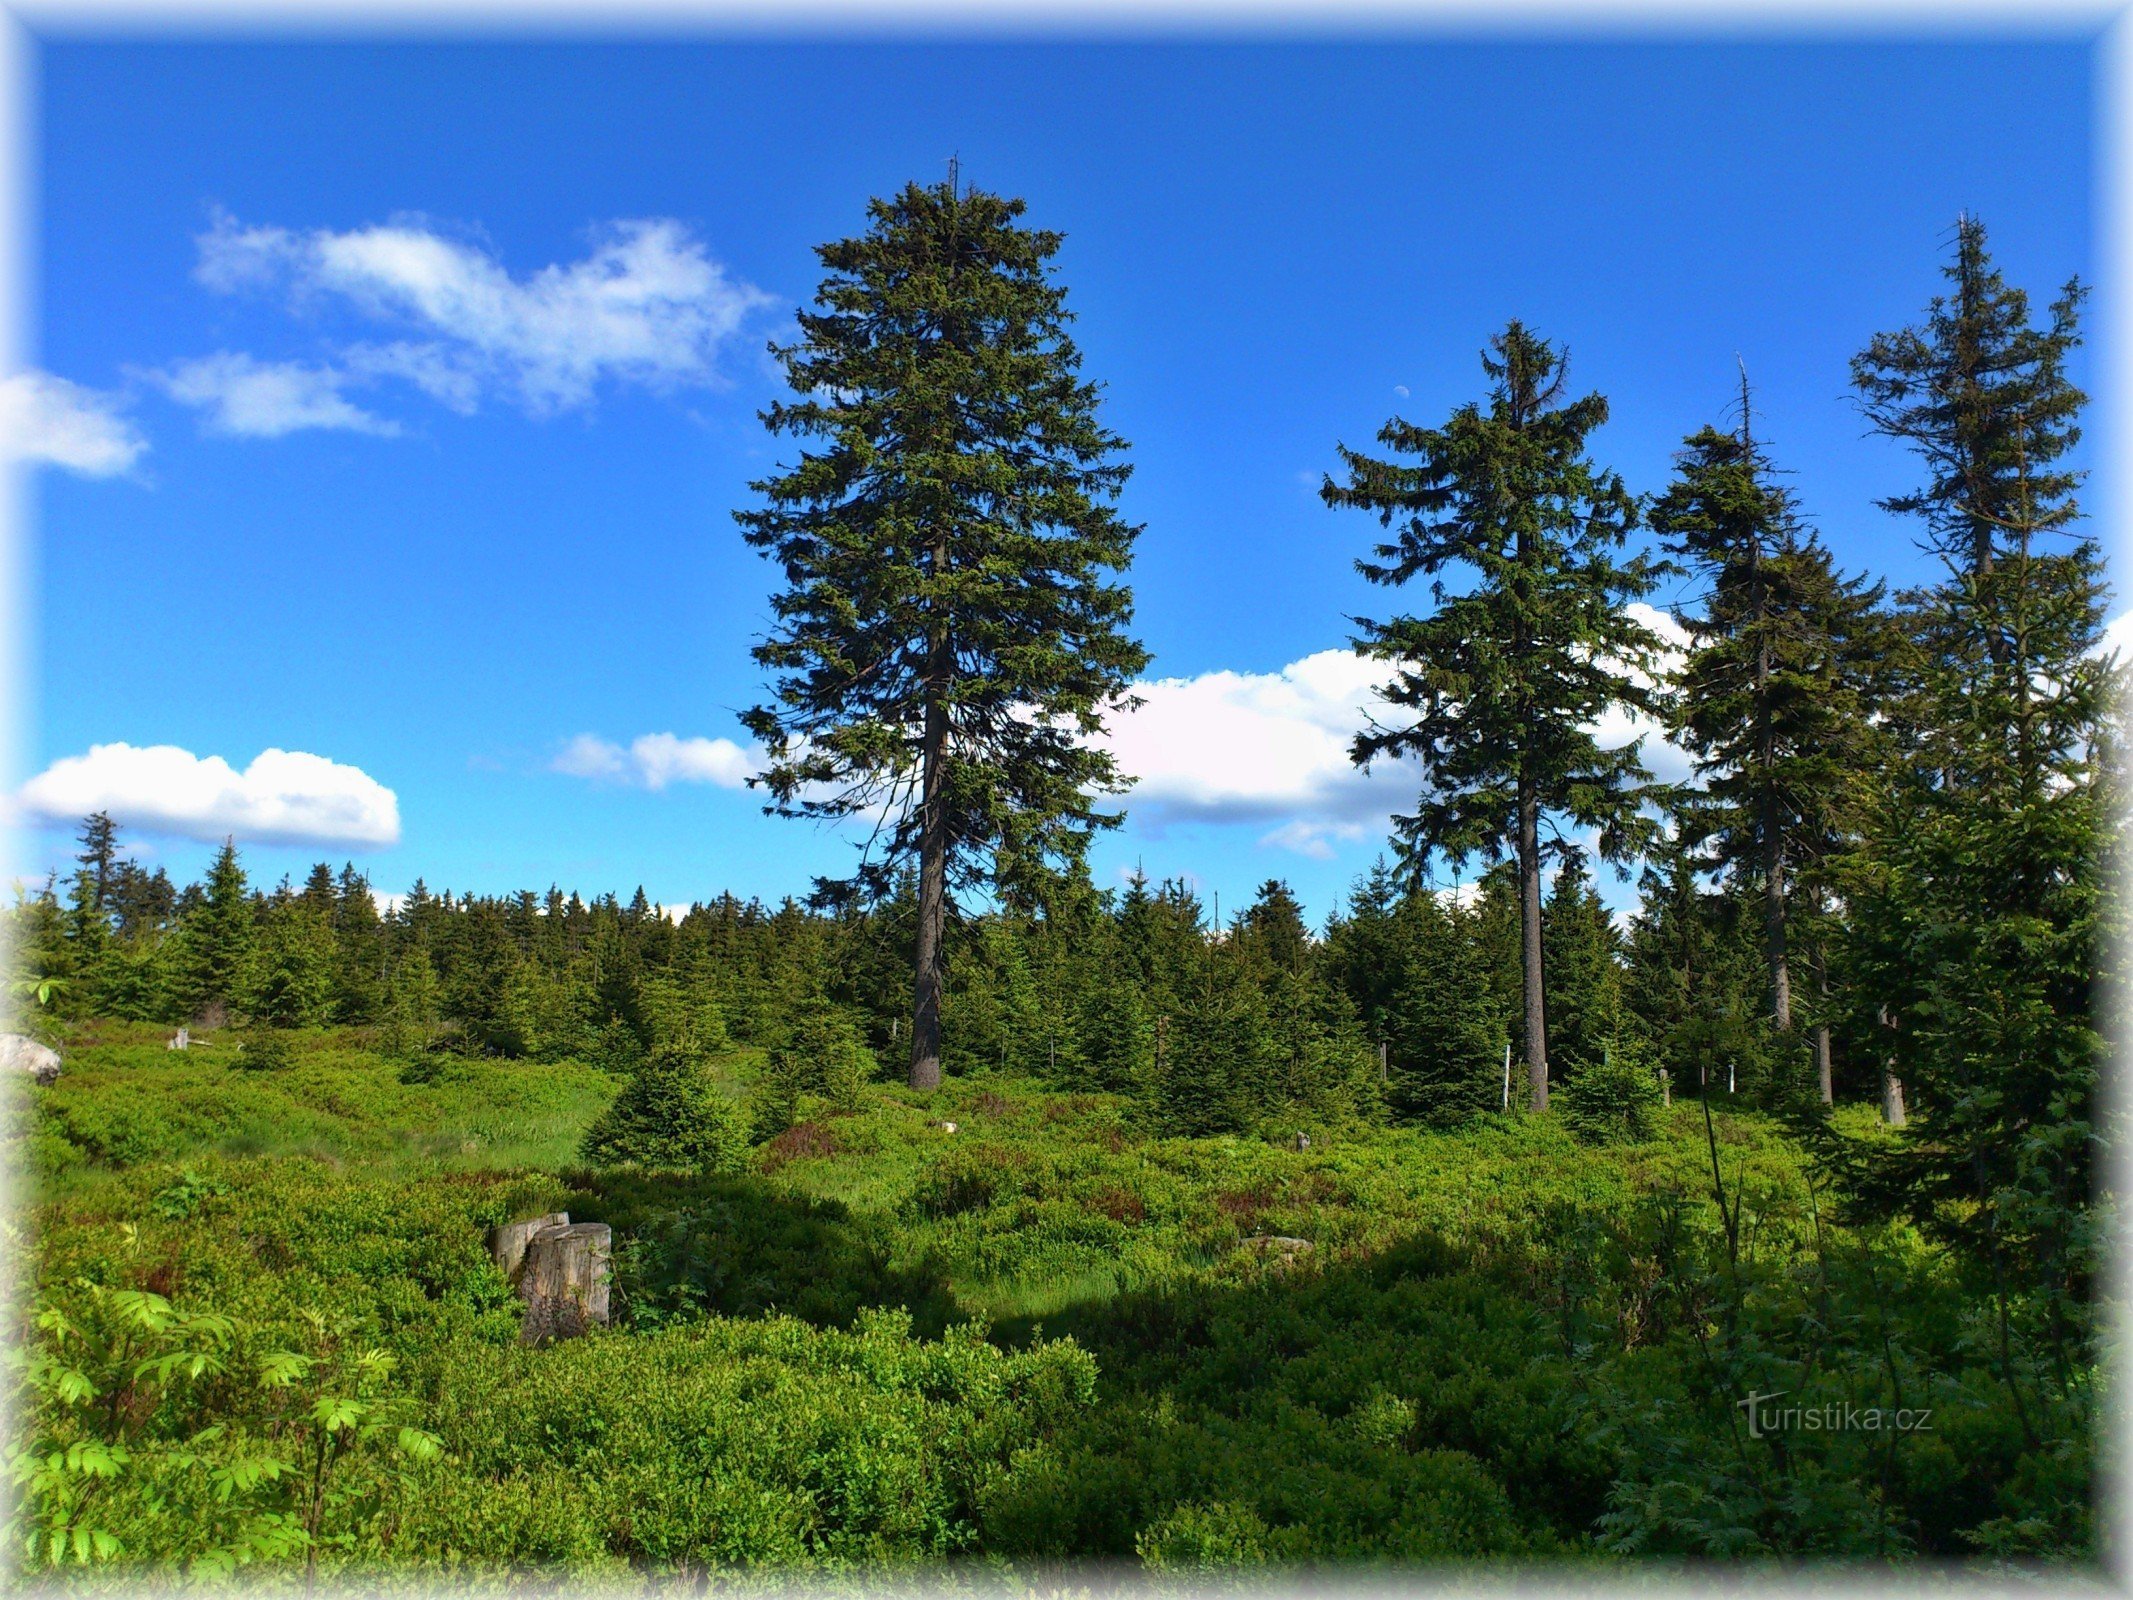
[758,1004,876,1137]
[579,1041,748,1174]
[231,1027,294,1073]
[149,1168,230,1221]
[1135,1501,1274,1571]
[10,1280,440,1578]
[910,1146,1004,1218]
[1556,1038,1663,1144]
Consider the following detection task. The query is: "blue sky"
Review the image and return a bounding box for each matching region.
[12,31,2106,925]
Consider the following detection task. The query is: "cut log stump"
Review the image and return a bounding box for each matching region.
[484,1212,611,1343]
[486,1213,570,1283]
[519,1224,612,1344]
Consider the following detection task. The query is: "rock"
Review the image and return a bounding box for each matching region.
[937,1120,958,1134]
[487,1212,571,1282]
[518,1223,612,1344]
[168,1027,191,1052]
[1293,1133,1310,1151]
[0,1034,61,1086]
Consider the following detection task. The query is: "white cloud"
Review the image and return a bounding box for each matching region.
[0,370,146,475]
[1257,818,1369,861]
[152,353,397,438]
[1102,621,1694,860]
[551,618,1688,866]
[371,889,407,917]
[193,210,774,418]
[1101,648,1407,829]
[15,743,400,849]
[553,732,757,791]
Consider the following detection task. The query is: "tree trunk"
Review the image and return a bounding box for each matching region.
[1811,942,1833,1105]
[1883,1069,1907,1127]
[1518,776,1548,1111]
[1763,825,1791,1033]
[1877,1004,1907,1127]
[909,688,949,1092]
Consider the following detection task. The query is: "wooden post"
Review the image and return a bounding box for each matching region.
[1378,1040,1388,1083]
[1501,1041,1511,1112]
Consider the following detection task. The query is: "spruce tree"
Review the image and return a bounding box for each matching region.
[1159,956,1267,1137]
[108,861,176,942]
[65,825,115,994]
[1648,380,1887,1098]
[378,946,442,1061]
[738,175,1149,1091]
[181,838,254,1024]
[1077,979,1153,1093]
[1622,834,1744,1097]
[1323,322,1664,1110]
[1839,220,2109,1365]
[1852,215,2085,590]
[1540,859,1624,1077]
[330,865,384,1024]
[581,1039,749,1174]
[71,812,119,930]
[1231,880,1311,975]
[1328,869,1503,1126]
[245,898,334,1028]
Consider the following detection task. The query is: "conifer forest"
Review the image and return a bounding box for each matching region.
[5,179,2116,1584]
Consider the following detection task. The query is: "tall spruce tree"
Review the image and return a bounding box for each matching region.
[1649,378,1887,1100]
[738,176,1149,1091]
[65,815,118,979]
[72,813,120,924]
[1852,215,2085,592]
[181,838,253,1024]
[1323,322,1664,1110]
[1840,219,2108,1382]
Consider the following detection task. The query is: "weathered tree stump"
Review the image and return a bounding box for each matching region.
[486,1212,570,1282]
[518,1223,612,1344]
[484,1212,611,1342]
[167,1027,191,1052]
[0,1034,61,1085]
